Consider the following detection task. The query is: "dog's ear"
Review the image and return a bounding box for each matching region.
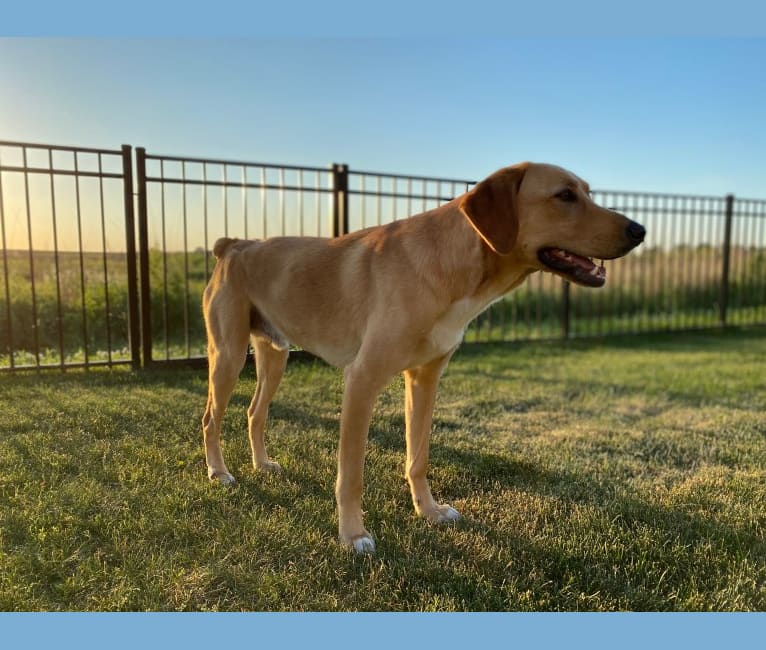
[459,164,527,255]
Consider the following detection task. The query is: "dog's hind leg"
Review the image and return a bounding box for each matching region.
[202,295,250,486]
[247,335,289,473]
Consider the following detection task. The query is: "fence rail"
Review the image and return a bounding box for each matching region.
[1,139,765,372]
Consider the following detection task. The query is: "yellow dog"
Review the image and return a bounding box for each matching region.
[202,162,646,553]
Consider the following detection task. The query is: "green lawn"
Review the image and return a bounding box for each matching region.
[0,329,764,611]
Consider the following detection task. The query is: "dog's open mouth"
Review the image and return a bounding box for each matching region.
[538,248,606,288]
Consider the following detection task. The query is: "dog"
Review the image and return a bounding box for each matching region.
[201,162,646,554]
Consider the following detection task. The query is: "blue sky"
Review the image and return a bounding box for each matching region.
[1,38,764,197]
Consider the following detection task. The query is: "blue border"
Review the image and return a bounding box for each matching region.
[1,0,765,36]
[2,612,765,649]
[2,1,764,648]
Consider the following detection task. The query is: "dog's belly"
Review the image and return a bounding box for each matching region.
[302,340,359,368]
[256,292,501,371]
[267,317,360,368]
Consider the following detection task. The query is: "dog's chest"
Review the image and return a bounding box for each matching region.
[426,295,498,354]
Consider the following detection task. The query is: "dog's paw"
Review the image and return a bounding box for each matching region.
[439,505,461,522]
[351,534,376,555]
[208,469,237,486]
[424,504,461,524]
[255,459,282,473]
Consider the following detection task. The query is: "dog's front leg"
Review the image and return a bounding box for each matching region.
[404,350,461,523]
[335,362,390,555]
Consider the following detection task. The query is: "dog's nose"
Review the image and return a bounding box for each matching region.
[626,220,646,245]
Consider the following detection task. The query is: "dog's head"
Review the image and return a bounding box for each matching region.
[459,162,645,287]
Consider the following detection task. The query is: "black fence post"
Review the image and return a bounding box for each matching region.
[135,147,153,368]
[332,163,349,237]
[121,145,141,371]
[720,194,734,327]
[561,279,571,339]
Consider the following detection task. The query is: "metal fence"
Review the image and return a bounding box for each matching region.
[1,139,765,372]
[135,148,338,366]
[0,141,140,372]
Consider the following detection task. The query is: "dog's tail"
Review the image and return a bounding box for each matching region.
[213,237,239,259]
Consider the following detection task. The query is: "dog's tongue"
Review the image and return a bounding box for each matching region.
[549,248,592,269]
[550,248,606,280]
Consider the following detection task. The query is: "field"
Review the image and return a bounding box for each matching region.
[2,245,766,368]
[0,328,764,611]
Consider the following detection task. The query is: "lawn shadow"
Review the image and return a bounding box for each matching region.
[364,414,763,609]
[219,384,763,571]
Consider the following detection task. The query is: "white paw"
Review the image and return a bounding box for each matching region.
[256,460,282,473]
[429,505,461,524]
[441,506,461,522]
[208,469,236,486]
[352,535,376,555]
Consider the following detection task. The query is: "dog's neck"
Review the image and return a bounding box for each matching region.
[433,200,536,303]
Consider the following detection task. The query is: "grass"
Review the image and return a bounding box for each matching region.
[0,328,765,611]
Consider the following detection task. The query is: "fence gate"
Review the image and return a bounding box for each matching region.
[0,141,140,372]
[134,147,340,367]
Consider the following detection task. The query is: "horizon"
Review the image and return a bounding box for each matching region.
[0,142,762,254]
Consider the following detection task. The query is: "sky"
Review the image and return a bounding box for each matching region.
[0,37,765,252]
[1,37,765,198]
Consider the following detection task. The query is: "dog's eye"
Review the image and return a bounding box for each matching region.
[556,189,578,203]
